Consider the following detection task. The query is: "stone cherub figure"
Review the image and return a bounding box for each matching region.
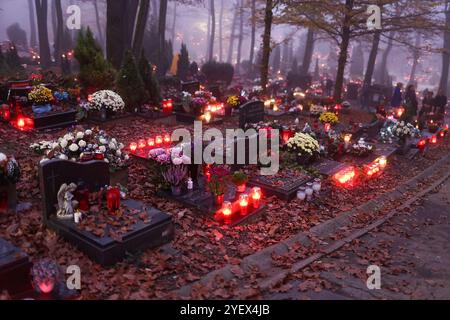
[56,183,79,219]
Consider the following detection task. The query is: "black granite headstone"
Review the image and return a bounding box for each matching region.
[181,81,200,95]
[239,101,265,129]
[312,159,350,177]
[39,159,174,266]
[0,238,32,295]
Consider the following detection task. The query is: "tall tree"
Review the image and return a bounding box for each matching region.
[35,0,51,67]
[158,0,168,76]
[301,28,314,74]
[363,29,381,91]
[219,0,224,61]
[92,0,105,50]
[209,0,216,61]
[439,0,450,94]
[409,32,421,84]
[132,0,151,58]
[54,0,64,63]
[171,1,177,43]
[227,1,238,63]
[236,0,245,70]
[376,31,395,85]
[249,0,257,69]
[106,0,138,69]
[261,0,277,93]
[28,0,37,48]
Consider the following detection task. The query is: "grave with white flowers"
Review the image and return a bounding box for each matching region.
[38,159,174,266]
[86,90,131,123]
[30,128,130,187]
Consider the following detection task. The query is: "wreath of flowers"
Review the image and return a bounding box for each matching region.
[28,85,53,105]
[0,153,20,184]
[286,133,321,157]
[88,90,125,112]
[319,112,339,125]
[30,128,129,170]
[392,121,418,139]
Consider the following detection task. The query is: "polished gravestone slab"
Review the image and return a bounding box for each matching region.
[312,159,351,177]
[158,178,266,226]
[248,171,312,201]
[239,101,265,129]
[39,159,174,266]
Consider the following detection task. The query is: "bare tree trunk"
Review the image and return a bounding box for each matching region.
[261,0,274,93]
[219,0,224,62]
[334,0,354,102]
[133,0,150,58]
[35,0,51,67]
[28,0,38,48]
[208,0,216,61]
[93,0,105,50]
[158,0,168,76]
[152,0,158,22]
[107,0,127,68]
[409,33,421,84]
[227,1,238,63]
[301,28,314,74]
[51,0,57,41]
[54,0,64,63]
[249,0,256,68]
[376,31,394,84]
[171,1,177,43]
[440,1,450,94]
[206,2,211,59]
[236,0,244,71]
[363,29,381,90]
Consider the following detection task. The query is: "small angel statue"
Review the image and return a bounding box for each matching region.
[56,183,79,220]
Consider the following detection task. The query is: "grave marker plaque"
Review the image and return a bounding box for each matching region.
[239,101,265,129]
[39,159,174,266]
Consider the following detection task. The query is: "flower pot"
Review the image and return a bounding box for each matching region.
[397,137,412,155]
[32,104,52,114]
[100,107,108,121]
[171,185,182,196]
[225,105,233,117]
[214,194,225,207]
[236,184,246,193]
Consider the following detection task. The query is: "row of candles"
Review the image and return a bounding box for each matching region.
[129,134,172,152]
[220,187,262,224]
[297,179,322,201]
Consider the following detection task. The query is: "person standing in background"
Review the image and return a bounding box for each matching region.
[390,82,403,109]
[433,89,448,115]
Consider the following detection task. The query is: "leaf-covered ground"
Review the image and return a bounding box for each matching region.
[0,112,448,299]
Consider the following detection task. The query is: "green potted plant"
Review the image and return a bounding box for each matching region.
[208,165,230,206]
[231,171,248,193]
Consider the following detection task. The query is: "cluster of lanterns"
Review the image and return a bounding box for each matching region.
[129,134,172,153]
[297,179,322,201]
[333,166,357,188]
[219,187,262,224]
[364,156,388,178]
[202,103,224,123]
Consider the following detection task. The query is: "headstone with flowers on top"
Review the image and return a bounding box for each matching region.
[38,159,174,266]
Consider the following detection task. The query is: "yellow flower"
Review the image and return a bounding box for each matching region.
[319,112,339,124]
[28,85,53,104]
